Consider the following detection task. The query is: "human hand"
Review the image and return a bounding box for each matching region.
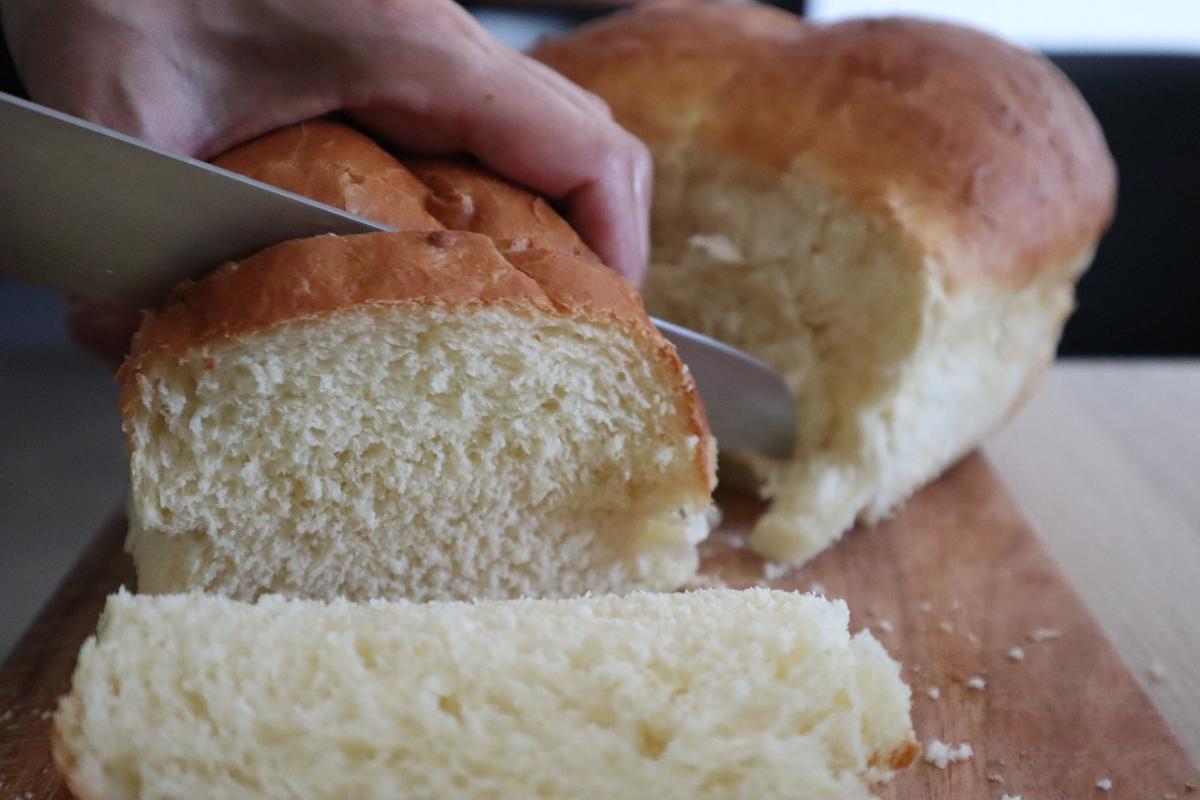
[2,0,651,366]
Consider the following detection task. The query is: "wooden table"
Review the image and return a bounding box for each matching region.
[2,359,1197,798]
[986,360,1200,762]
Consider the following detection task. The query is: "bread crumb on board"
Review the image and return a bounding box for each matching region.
[1008,646,1026,661]
[938,620,955,634]
[1147,660,1168,683]
[926,687,941,700]
[918,600,933,613]
[876,619,894,634]
[1001,794,1023,800]
[1096,777,1112,791]
[988,773,1004,783]
[763,561,791,582]
[965,676,987,691]
[1028,627,1063,642]
[809,582,827,596]
[923,740,973,769]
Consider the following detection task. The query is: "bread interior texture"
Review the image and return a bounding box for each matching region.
[126,304,709,600]
[646,155,1081,563]
[54,589,916,800]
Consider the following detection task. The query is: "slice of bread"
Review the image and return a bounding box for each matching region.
[120,122,715,601]
[534,7,1116,565]
[53,588,918,799]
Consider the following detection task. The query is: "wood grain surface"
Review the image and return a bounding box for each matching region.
[1,454,1196,798]
[988,361,1200,759]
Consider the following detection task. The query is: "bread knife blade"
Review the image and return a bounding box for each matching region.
[0,92,796,458]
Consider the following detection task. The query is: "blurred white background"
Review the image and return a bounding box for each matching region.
[810,0,1200,52]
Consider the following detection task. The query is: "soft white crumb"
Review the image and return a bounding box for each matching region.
[988,773,1004,783]
[1008,646,1026,662]
[910,664,922,674]
[950,598,961,611]
[1096,778,1112,791]
[926,687,941,700]
[763,561,790,582]
[809,582,826,596]
[723,533,746,549]
[923,739,973,769]
[918,600,932,613]
[1164,792,1179,799]
[939,620,954,634]
[1029,627,1063,642]
[966,676,987,691]
[1147,660,1168,683]
[876,619,894,634]
[965,631,980,645]
[1001,795,1023,800]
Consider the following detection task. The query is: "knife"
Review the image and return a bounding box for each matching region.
[0,92,796,458]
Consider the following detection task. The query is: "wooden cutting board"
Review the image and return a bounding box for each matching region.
[1,453,1196,798]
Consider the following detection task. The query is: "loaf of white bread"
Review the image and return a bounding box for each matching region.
[119,120,715,601]
[54,589,918,800]
[535,6,1117,565]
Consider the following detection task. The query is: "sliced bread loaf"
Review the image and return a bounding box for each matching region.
[54,588,917,799]
[534,7,1116,565]
[120,121,714,601]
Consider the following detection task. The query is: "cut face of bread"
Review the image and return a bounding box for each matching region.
[128,305,708,600]
[54,589,918,800]
[534,8,1115,565]
[646,158,1084,563]
[122,231,713,600]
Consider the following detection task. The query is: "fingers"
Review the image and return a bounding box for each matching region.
[354,43,651,284]
[467,66,652,283]
[559,142,652,287]
[65,299,142,371]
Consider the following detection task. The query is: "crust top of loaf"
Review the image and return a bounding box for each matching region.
[120,120,712,488]
[533,6,1116,288]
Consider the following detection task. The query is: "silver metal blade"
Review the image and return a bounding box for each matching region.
[0,92,387,307]
[654,320,796,459]
[0,92,796,457]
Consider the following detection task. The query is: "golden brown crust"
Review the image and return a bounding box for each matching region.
[213,119,442,231]
[887,738,922,771]
[405,158,603,265]
[213,120,602,264]
[533,6,1116,289]
[125,120,714,489]
[123,231,551,370]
